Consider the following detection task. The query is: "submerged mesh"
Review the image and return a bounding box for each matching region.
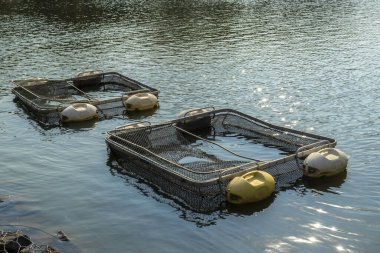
[111,155,303,212]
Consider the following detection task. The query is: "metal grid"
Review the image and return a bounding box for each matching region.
[12,72,159,127]
[106,109,336,211]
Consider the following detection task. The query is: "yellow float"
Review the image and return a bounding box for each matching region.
[124,93,158,111]
[226,170,275,204]
[303,148,348,178]
[61,103,98,123]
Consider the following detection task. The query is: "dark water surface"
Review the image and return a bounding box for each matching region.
[1,0,379,252]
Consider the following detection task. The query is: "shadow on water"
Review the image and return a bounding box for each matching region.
[293,170,347,196]
[0,0,357,15]
[106,143,348,225]
[226,194,276,216]
[123,107,158,120]
[105,152,276,227]
[0,0,241,21]
[61,118,97,130]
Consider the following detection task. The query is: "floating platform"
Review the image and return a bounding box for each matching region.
[105,108,336,211]
[12,71,159,126]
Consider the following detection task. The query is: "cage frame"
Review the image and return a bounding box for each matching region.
[11,71,159,126]
[105,108,336,191]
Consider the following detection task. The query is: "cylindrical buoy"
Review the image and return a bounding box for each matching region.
[177,108,212,118]
[176,108,213,131]
[116,123,146,130]
[303,148,348,178]
[61,103,98,123]
[76,70,103,78]
[74,70,103,87]
[226,170,275,204]
[28,77,47,83]
[124,93,158,111]
[20,77,48,86]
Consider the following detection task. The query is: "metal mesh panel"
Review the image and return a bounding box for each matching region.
[12,72,159,127]
[106,109,336,212]
[113,156,226,212]
[108,123,252,182]
[212,113,317,152]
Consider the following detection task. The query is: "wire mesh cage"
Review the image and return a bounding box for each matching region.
[11,71,159,127]
[105,108,336,212]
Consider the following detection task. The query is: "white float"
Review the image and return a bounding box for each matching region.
[61,103,98,123]
[124,93,158,111]
[303,148,348,178]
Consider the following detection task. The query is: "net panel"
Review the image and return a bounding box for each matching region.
[212,112,318,152]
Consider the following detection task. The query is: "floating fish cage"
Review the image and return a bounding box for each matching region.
[11,71,159,126]
[105,108,336,212]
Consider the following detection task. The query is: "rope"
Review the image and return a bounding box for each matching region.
[173,124,262,162]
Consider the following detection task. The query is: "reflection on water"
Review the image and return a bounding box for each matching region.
[226,195,275,215]
[302,171,347,193]
[106,154,227,227]
[107,152,277,226]
[62,118,98,130]
[293,170,347,196]
[123,107,158,120]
